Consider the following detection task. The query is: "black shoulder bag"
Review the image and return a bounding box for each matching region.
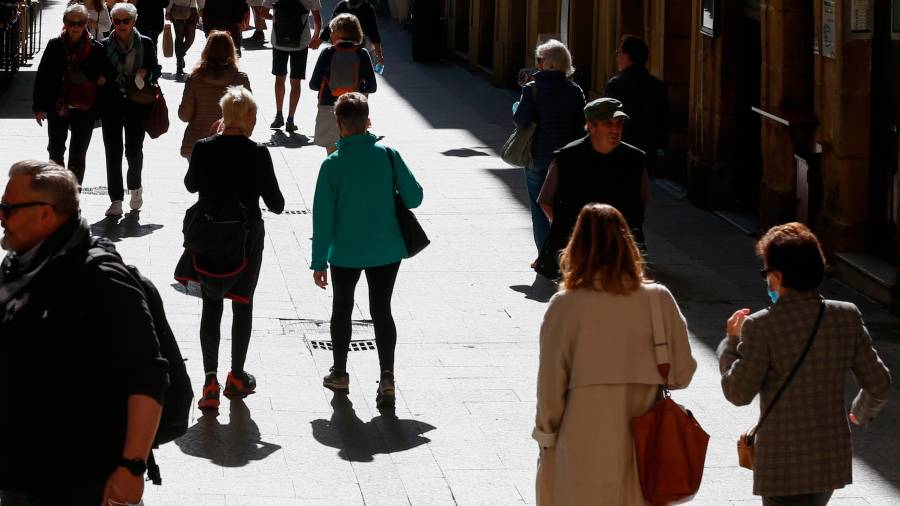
[737,300,826,469]
[386,148,429,257]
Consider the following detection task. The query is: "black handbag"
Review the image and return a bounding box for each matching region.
[386,149,429,257]
[182,198,249,263]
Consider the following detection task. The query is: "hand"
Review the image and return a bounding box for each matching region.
[849,412,861,426]
[101,466,144,506]
[376,53,385,65]
[97,75,106,86]
[726,308,751,337]
[313,271,328,289]
[309,36,322,49]
[35,111,46,126]
[136,68,147,80]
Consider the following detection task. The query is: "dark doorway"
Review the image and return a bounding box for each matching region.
[454,0,469,54]
[569,0,595,95]
[868,3,900,262]
[733,11,762,215]
[478,0,494,68]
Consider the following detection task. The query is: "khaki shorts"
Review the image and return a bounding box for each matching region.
[314,105,339,148]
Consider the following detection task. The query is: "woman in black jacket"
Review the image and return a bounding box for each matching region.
[32,4,106,184]
[174,86,285,412]
[99,1,160,216]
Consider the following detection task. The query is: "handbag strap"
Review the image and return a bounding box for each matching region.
[754,300,826,432]
[647,284,671,390]
[385,147,398,191]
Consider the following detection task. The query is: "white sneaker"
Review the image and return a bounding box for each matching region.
[105,200,123,216]
[129,188,143,211]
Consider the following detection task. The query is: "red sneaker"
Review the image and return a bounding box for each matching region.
[223,370,257,398]
[198,377,221,410]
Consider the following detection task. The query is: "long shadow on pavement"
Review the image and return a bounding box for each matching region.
[175,399,281,467]
[90,212,164,241]
[310,393,435,462]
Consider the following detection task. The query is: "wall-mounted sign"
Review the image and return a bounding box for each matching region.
[700,0,719,37]
[822,0,836,58]
[846,0,873,39]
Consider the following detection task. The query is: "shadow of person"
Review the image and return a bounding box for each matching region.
[510,273,558,303]
[90,211,163,242]
[174,399,281,467]
[310,393,435,462]
[267,130,313,149]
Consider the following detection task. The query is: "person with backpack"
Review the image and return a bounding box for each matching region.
[321,0,383,69]
[262,0,321,133]
[201,0,250,57]
[309,13,376,154]
[174,86,285,411]
[0,160,169,505]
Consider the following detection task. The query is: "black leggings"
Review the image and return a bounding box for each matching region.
[200,296,253,374]
[330,262,401,372]
[46,108,95,184]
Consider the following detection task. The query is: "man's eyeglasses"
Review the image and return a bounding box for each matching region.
[0,201,55,219]
[112,17,133,25]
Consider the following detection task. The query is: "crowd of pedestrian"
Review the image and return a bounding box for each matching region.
[2,7,895,505]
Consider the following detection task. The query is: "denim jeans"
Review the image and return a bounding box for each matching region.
[524,158,552,252]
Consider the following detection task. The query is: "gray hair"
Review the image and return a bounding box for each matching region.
[8,160,80,217]
[63,3,89,22]
[536,39,575,77]
[220,85,257,133]
[110,2,138,21]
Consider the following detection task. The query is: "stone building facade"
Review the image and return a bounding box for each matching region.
[441,0,899,309]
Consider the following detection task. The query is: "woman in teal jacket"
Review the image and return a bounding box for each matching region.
[311,92,423,409]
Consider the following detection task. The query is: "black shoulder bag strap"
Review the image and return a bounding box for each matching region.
[753,300,826,435]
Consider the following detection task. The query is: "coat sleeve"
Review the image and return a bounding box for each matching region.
[308,49,329,91]
[33,38,61,113]
[848,305,892,424]
[660,287,697,389]
[177,75,195,122]
[310,161,336,271]
[258,146,285,214]
[534,294,571,448]
[389,149,423,209]
[184,141,203,192]
[358,49,377,94]
[718,317,769,406]
[512,84,535,129]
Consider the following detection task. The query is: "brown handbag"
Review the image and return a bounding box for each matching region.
[737,301,825,470]
[631,286,709,505]
[142,85,169,139]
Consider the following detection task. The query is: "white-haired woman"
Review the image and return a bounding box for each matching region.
[513,39,586,260]
[174,86,285,412]
[98,1,159,216]
[32,4,106,184]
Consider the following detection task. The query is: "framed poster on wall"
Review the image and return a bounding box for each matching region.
[700,0,719,37]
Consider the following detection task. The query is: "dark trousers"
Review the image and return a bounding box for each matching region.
[102,103,146,201]
[46,108,95,184]
[200,296,253,374]
[762,491,833,506]
[330,262,401,372]
[174,10,199,60]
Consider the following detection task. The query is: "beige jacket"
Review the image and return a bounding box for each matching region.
[178,67,251,158]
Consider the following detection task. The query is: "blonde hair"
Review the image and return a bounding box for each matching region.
[535,39,574,77]
[560,204,647,294]
[329,13,364,44]
[219,86,257,133]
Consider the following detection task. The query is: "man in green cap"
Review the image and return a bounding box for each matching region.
[533,97,649,279]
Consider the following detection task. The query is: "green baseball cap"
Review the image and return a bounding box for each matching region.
[584,98,629,122]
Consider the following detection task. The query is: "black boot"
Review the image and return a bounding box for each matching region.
[175,56,185,78]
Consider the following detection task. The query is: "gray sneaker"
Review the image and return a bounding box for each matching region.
[323,367,349,392]
[376,370,395,409]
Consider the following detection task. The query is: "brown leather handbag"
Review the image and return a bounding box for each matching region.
[631,286,709,505]
[737,301,825,470]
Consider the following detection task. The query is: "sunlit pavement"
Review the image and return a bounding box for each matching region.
[0,1,898,504]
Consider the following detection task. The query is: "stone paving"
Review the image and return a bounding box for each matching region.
[1,1,899,504]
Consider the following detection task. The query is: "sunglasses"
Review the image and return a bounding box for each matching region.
[0,201,55,219]
[113,17,133,25]
[65,19,87,27]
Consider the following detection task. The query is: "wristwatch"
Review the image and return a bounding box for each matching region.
[118,457,147,476]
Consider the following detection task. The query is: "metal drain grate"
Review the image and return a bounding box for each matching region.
[262,208,308,215]
[280,319,377,353]
[80,186,109,195]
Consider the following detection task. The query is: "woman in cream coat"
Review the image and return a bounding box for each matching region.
[534,204,697,505]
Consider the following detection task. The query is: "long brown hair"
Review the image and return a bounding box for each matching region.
[560,204,647,293]
[193,31,238,79]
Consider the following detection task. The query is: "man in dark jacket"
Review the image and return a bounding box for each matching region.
[603,35,669,177]
[534,98,649,279]
[133,0,168,50]
[0,160,168,505]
